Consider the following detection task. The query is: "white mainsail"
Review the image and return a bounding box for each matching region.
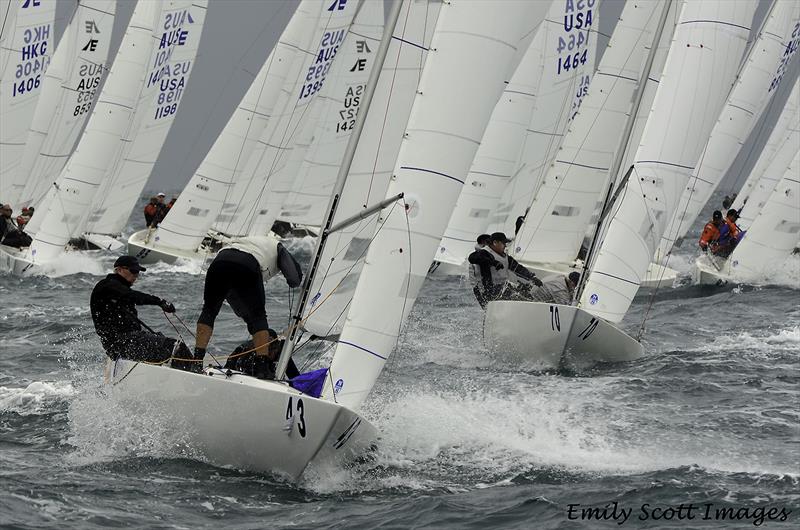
[82,1,206,239]
[321,0,552,410]
[15,0,117,210]
[0,0,55,204]
[656,0,800,259]
[489,0,600,237]
[26,1,204,263]
[150,0,353,254]
[579,0,758,323]
[727,151,800,278]
[229,3,362,240]
[736,96,800,229]
[433,0,556,269]
[732,77,800,212]
[301,0,442,340]
[254,0,385,232]
[513,0,678,267]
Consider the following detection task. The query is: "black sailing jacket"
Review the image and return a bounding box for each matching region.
[90,273,162,347]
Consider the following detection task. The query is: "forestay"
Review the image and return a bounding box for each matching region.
[301,0,442,340]
[83,1,206,238]
[579,0,758,323]
[322,0,551,410]
[214,0,362,239]
[26,1,203,262]
[0,0,55,204]
[434,0,555,268]
[262,0,385,231]
[656,1,800,259]
[727,152,800,278]
[489,0,599,236]
[15,0,116,210]
[732,77,800,212]
[513,0,678,267]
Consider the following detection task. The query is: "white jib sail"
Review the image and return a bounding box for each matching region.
[151,0,348,253]
[0,1,18,81]
[656,0,800,259]
[0,0,55,204]
[15,0,117,210]
[433,0,556,268]
[736,95,800,229]
[728,151,800,278]
[513,0,678,267]
[579,0,759,323]
[218,1,362,240]
[489,0,600,237]
[323,0,552,410]
[732,77,800,212]
[26,1,197,263]
[301,0,442,340]
[83,2,207,238]
[260,0,385,231]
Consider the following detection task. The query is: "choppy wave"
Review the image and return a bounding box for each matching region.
[0,381,74,415]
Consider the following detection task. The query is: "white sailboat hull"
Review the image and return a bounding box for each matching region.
[484,301,643,370]
[691,254,730,286]
[110,360,376,480]
[522,260,678,289]
[127,229,205,264]
[0,245,39,276]
[81,233,124,252]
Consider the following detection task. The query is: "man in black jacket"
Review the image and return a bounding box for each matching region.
[467,232,542,308]
[90,255,194,368]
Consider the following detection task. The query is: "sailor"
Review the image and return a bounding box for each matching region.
[90,256,194,368]
[468,233,492,308]
[712,209,744,258]
[698,210,723,252]
[195,235,303,365]
[0,204,31,248]
[143,197,160,227]
[153,192,169,225]
[468,232,542,306]
[223,328,301,380]
[540,271,581,304]
[16,206,33,230]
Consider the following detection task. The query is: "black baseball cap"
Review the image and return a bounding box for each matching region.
[476,233,491,245]
[726,208,740,219]
[490,232,512,243]
[712,210,722,220]
[114,255,146,272]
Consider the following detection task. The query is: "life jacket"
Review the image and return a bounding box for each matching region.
[144,203,158,217]
[468,244,484,286]
[698,221,720,250]
[484,246,511,286]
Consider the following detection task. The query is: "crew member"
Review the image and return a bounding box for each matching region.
[699,210,723,252]
[0,204,31,248]
[90,256,194,368]
[16,206,33,230]
[712,209,744,258]
[195,235,303,366]
[144,197,160,227]
[468,232,542,306]
[468,234,492,308]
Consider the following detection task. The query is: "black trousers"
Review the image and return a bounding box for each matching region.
[198,248,269,334]
[105,330,189,363]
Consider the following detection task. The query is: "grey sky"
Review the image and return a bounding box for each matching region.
[52,0,798,197]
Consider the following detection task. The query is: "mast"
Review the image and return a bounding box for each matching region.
[275,0,405,380]
[575,0,674,304]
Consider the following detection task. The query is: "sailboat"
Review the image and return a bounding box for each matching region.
[693,151,799,286]
[14,0,117,212]
[486,0,759,368]
[0,0,207,276]
[655,0,800,269]
[111,0,549,478]
[127,0,362,264]
[484,0,676,369]
[0,0,55,204]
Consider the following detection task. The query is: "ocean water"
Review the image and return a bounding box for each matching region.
[1,211,798,529]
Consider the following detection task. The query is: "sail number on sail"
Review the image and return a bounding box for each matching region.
[151,8,197,120]
[768,21,800,93]
[557,0,595,75]
[12,0,52,98]
[299,29,346,101]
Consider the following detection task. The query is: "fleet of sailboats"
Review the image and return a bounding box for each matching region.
[0,0,798,480]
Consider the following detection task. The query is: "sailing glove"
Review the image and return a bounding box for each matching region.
[160,299,176,313]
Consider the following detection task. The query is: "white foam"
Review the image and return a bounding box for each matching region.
[32,252,109,278]
[140,257,207,276]
[0,381,75,415]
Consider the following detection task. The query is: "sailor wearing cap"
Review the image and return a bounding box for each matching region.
[90,256,196,369]
[711,209,744,258]
[699,210,724,252]
[467,232,542,308]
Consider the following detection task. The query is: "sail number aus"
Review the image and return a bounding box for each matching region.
[286,397,307,438]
